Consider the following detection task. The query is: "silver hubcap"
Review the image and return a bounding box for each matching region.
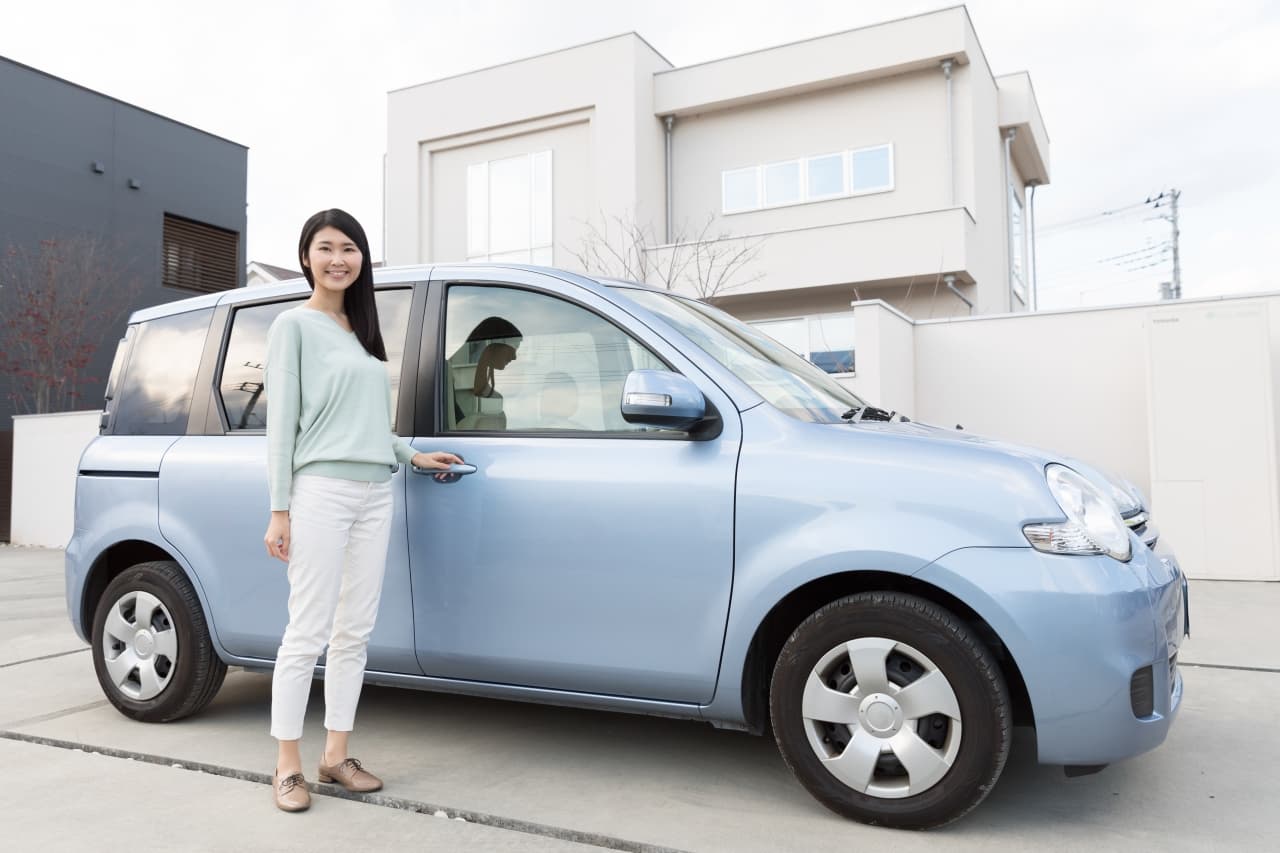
[101,590,178,701]
[801,637,962,799]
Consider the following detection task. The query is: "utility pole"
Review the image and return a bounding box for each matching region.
[1146,188,1182,298]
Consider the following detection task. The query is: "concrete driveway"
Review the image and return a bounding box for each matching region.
[2,544,1277,851]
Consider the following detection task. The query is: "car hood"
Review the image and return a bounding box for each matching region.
[828,418,1123,505]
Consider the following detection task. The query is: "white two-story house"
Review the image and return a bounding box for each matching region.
[385,5,1050,377]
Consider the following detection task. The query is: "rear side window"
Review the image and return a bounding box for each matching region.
[219,290,413,431]
[111,308,214,435]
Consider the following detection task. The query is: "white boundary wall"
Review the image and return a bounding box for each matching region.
[10,410,100,548]
[847,292,1280,581]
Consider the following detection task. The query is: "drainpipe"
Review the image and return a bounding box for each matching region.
[1003,127,1017,309]
[1028,180,1041,311]
[941,59,954,207]
[664,115,675,244]
[945,273,973,311]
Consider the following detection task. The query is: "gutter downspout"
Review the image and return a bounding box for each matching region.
[941,59,954,207]
[945,273,973,311]
[1003,127,1017,310]
[664,115,675,244]
[1028,180,1041,311]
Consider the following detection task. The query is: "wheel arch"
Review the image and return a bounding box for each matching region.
[738,571,1033,737]
[80,539,222,656]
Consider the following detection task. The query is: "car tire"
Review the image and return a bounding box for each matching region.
[91,560,227,722]
[770,591,1010,829]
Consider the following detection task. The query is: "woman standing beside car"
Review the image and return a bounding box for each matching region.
[262,208,461,812]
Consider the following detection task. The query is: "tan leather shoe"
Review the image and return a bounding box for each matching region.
[272,770,311,812]
[318,757,383,793]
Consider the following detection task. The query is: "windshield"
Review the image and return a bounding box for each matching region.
[621,289,867,424]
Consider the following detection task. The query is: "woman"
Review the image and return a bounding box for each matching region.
[448,317,522,429]
[262,209,461,812]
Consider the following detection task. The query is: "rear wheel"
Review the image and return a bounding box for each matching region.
[770,592,1010,829]
[91,560,227,722]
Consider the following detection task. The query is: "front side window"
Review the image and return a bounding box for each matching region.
[112,308,213,435]
[466,151,553,265]
[219,290,412,431]
[623,290,864,424]
[443,285,668,433]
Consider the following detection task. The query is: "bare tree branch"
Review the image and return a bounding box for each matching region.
[0,234,144,414]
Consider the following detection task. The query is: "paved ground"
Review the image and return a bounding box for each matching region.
[2,543,1277,851]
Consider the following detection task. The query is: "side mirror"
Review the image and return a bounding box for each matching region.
[620,370,706,430]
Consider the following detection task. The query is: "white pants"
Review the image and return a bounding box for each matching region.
[270,474,394,741]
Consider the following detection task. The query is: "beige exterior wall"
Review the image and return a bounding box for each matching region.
[425,116,593,265]
[668,68,949,235]
[385,34,672,266]
[384,7,1048,322]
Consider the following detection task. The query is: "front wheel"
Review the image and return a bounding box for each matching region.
[770,592,1010,829]
[91,560,227,722]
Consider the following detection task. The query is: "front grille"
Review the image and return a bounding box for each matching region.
[1169,653,1179,697]
[1122,509,1157,547]
[1130,666,1155,718]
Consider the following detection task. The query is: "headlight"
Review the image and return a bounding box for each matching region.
[1096,468,1145,516]
[1024,464,1132,561]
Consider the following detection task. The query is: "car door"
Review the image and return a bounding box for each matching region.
[156,286,422,674]
[407,268,740,704]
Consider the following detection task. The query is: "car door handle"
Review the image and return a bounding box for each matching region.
[411,462,477,477]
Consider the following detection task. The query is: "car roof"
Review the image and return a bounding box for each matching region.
[125,263,664,324]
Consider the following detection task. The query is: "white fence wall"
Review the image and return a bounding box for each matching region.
[877,293,1280,581]
[11,410,100,548]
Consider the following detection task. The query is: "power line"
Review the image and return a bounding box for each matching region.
[1037,200,1151,234]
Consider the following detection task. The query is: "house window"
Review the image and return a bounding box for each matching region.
[1010,183,1026,303]
[806,153,845,199]
[751,312,856,375]
[162,214,239,293]
[850,145,894,193]
[466,151,553,265]
[722,166,760,213]
[722,144,893,213]
[763,160,802,206]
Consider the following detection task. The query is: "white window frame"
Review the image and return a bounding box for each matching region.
[762,158,804,207]
[848,143,895,195]
[722,143,894,214]
[750,311,857,377]
[805,151,847,201]
[466,150,553,264]
[721,166,762,214]
[1009,182,1026,305]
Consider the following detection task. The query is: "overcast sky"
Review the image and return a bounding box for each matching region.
[3,0,1276,309]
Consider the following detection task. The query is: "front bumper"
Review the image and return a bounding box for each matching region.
[915,540,1187,766]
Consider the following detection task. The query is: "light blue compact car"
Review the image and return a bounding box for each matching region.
[66,264,1188,828]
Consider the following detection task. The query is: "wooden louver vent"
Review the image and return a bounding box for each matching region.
[162,214,239,294]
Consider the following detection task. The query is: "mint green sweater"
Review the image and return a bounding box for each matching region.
[265,306,417,511]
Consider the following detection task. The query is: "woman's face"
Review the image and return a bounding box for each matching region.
[304,226,362,294]
[495,344,517,369]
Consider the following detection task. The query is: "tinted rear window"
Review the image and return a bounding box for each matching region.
[111,308,213,435]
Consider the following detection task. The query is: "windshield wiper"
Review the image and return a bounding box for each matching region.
[841,405,909,423]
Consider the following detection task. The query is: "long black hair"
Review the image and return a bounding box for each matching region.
[297,208,387,361]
